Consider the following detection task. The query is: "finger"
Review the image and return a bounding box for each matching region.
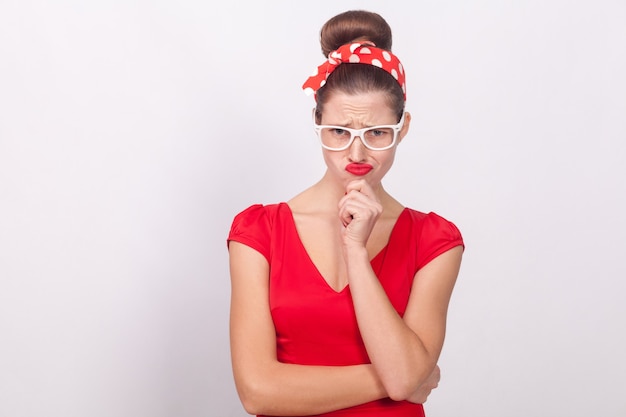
[339,192,370,212]
[339,197,379,220]
[341,186,383,210]
[345,179,373,196]
[338,201,365,226]
[339,206,353,227]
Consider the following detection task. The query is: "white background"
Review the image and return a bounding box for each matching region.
[1,1,625,416]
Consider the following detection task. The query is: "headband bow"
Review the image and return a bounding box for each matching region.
[302,42,406,100]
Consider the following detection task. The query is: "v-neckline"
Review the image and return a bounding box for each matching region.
[281,202,407,294]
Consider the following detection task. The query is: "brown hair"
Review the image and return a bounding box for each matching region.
[314,10,405,122]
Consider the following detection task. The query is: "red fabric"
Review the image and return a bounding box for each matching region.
[228,203,464,417]
[302,42,407,100]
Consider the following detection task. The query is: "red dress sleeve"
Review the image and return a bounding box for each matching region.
[227,204,272,263]
[416,212,464,270]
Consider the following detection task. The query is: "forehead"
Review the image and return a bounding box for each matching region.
[321,91,397,125]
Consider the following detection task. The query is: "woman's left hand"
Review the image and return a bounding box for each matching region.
[338,179,383,248]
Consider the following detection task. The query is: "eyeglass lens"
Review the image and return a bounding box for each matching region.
[319,127,395,150]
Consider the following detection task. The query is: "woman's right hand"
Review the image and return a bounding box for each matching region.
[406,365,440,404]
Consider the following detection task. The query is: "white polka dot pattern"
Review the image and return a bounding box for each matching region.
[302,42,407,101]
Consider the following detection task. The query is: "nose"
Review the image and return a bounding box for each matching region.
[348,135,367,162]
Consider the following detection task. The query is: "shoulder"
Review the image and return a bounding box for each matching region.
[403,208,464,269]
[230,203,284,227]
[227,203,288,262]
[404,208,462,238]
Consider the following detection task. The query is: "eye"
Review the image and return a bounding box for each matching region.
[365,128,392,139]
[330,128,350,137]
[368,129,386,137]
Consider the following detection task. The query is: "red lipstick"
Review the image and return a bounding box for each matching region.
[345,163,373,176]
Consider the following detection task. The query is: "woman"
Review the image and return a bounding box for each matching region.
[227,10,464,417]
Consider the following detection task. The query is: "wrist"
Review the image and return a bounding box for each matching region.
[342,244,369,261]
[343,245,371,279]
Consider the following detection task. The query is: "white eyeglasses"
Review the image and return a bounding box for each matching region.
[313,113,405,151]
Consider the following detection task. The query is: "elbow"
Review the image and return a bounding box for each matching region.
[379,371,421,401]
[239,394,259,416]
[233,359,283,415]
[241,400,261,416]
[382,364,436,402]
[385,379,420,402]
[236,377,269,415]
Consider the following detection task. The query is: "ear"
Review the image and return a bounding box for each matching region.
[397,112,411,144]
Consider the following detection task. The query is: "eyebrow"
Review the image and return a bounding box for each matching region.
[320,121,394,128]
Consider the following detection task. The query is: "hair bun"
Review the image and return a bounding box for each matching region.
[319,10,393,57]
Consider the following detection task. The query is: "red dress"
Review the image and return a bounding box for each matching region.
[228,203,464,417]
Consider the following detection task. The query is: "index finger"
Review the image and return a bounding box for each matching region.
[345,179,372,195]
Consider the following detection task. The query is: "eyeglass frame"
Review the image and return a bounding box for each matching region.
[312,111,406,151]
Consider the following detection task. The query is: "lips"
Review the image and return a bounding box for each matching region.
[345,163,373,176]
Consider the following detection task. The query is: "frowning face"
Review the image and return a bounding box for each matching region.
[317,91,411,190]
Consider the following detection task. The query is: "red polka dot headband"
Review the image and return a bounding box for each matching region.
[302,42,406,100]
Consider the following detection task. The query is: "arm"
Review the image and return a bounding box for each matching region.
[228,241,387,416]
[339,181,463,401]
[345,245,462,401]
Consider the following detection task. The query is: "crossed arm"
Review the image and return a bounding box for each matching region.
[228,239,461,416]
